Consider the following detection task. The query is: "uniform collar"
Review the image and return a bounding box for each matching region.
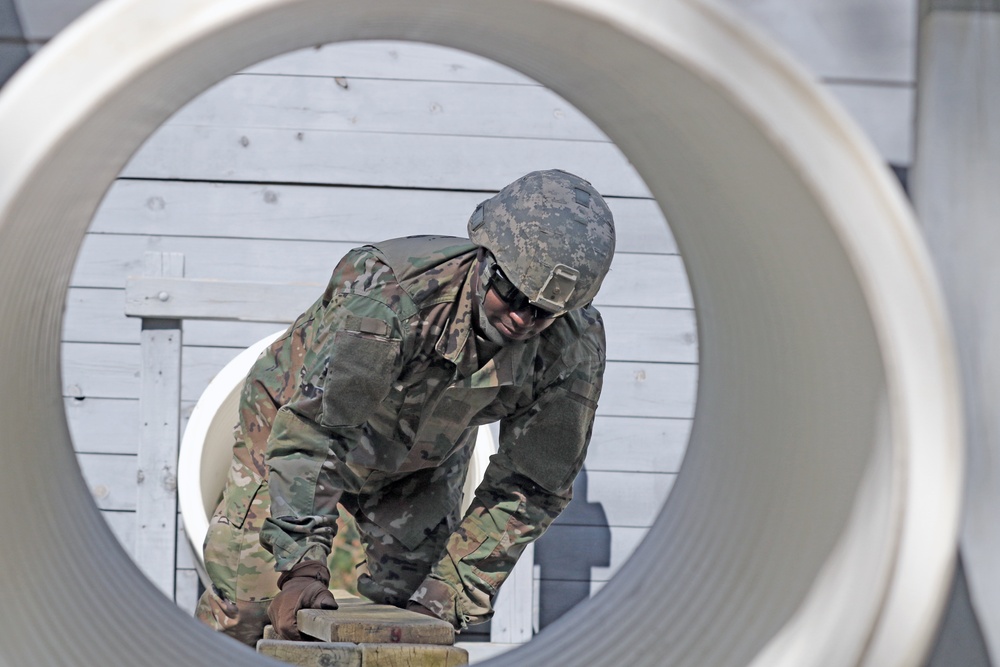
[435,261,532,386]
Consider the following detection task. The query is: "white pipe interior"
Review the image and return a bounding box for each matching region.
[0,0,962,665]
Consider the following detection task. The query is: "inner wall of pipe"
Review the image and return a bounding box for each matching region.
[0,1,960,666]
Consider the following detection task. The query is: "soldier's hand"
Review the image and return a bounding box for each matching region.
[267,560,339,641]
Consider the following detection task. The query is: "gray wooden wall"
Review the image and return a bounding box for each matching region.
[5,0,915,635]
[63,41,695,621]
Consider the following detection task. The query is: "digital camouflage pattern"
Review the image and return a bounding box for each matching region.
[197,234,606,642]
[467,169,615,315]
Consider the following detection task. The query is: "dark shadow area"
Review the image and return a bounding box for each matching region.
[0,0,30,89]
[924,553,992,667]
[534,466,611,630]
[889,163,909,196]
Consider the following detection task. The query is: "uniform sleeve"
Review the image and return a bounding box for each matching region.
[260,249,406,570]
[410,317,606,629]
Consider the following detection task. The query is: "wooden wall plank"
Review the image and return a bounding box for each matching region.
[61,342,697,419]
[243,41,530,84]
[169,74,604,142]
[73,235,355,288]
[121,125,650,197]
[11,0,97,40]
[68,287,698,363]
[101,509,137,556]
[134,252,184,599]
[559,471,675,529]
[599,362,696,419]
[175,569,201,616]
[826,82,914,165]
[586,416,691,474]
[65,397,194,457]
[78,453,136,512]
[538,525,648,582]
[719,0,916,83]
[81,452,671,533]
[72,236,689,308]
[65,397,689,475]
[91,180,677,255]
[64,397,139,454]
[64,287,137,344]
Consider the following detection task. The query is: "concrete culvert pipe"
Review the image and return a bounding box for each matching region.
[0,0,962,665]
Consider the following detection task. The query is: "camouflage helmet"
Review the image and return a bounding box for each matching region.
[468,169,615,315]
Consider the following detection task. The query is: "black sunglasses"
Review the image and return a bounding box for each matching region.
[488,262,560,320]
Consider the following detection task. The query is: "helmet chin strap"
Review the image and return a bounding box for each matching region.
[472,251,507,346]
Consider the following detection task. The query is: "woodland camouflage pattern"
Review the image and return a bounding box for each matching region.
[197,233,606,640]
[468,169,615,314]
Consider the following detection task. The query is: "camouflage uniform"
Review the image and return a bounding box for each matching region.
[196,234,605,643]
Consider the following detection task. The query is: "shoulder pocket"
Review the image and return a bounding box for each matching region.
[321,328,400,428]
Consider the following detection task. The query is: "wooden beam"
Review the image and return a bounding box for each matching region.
[296,598,456,646]
[134,251,184,599]
[124,276,319,322]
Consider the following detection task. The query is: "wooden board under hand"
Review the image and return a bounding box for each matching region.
[297,600,456,646]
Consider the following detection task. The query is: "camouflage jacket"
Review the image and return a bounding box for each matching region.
[253,235,606,628]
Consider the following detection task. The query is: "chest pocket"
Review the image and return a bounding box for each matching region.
[399,386,500,471]
[320,322,400,429]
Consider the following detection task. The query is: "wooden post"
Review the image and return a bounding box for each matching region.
[912,3,1000,664]
[135,251,184,599]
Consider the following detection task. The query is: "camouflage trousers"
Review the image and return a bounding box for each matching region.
[194,459,462,647]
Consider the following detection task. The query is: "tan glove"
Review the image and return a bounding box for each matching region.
[267,560,339,640]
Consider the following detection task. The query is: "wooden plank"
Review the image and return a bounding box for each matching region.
[586,416,691,474]
[914,11,1000,663]
[73,236,691,308]
[257,639,469,667]
[120,124,651,197]
[825,81,914,165]
[175,569,201,616]
[62,343,698,418]
[134,252,184,600]
[125,277,319,322]
[559,470,676,529]
[176,521,199,572]
[244,41,529,84]
[78,450,673,530]
[170,73,604,142]
[598,362,697,419]
[66,396,194,457]
[64,397,140,455]
[11,0,98,40]
[603,306,697,364]
[537,525,648,583]
[65,287,288,348]
[78,453,136,511]
[72,287,697,362]
[64,287,138,344]
[719,0,916,83]
[256,640,362,667]
[91,180,678,254]
[100,509,137,557]
[125,278,697,357]
[297,602,455,645]
[73,235,359,288]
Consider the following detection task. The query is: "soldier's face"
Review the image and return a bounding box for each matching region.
[482,284,558,342]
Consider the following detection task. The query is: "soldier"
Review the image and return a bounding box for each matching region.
[195,169,615,645]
